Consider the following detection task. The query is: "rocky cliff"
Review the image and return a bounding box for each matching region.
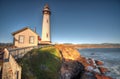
[17,45,113,79]
[55,45,113,79]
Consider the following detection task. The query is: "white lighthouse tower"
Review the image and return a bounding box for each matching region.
[41,4,51,44]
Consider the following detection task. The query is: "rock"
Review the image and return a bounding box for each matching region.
[86,66,94,72]
[56,45,113,79]
[80,71,96,79]
[95,73,113,79]
[95,60,104,66]
[93,68,101,73]
[60,60,84,79]
[87,58,96,67]
[98,67,108,74]
[91,53,95,55]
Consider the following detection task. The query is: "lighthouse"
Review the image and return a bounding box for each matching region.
[41,4,51,44]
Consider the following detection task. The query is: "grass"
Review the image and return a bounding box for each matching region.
[17,46,62,79]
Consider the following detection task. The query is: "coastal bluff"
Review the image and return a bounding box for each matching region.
[17,45,113,79]
[56,45,113,79]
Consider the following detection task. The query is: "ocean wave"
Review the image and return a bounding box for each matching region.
[110,65,120,75]
[79,48,120,78]
[105,65,120,78]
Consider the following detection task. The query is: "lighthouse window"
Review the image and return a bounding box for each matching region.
[46,33,48,38]
[19,35,24,43]
[29,36,34,44]
[47,19,48,23]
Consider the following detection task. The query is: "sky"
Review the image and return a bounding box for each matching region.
[0,0,120,44]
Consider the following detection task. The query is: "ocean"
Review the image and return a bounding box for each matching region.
[78,48,120,79]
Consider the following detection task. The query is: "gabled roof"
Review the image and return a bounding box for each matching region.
[12,27,39,36]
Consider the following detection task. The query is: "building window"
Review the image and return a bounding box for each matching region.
[16,71,19,79]
[29,36,34,44]
[19,35,24,43]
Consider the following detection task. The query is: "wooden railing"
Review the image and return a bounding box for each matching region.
[8,45,53,59]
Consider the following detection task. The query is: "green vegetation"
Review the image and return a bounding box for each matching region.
[17,46,62,79]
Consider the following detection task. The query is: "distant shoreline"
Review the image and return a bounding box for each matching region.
[63,44,120,49]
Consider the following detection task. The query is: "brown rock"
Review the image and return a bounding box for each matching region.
[98,67,108,74]
[95,60,104,65]
[60,60,84,79]
[95,73,113,79]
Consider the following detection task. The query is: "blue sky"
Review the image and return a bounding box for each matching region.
[0,0,120,44]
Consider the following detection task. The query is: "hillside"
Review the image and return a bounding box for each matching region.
[17,46,62,79]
